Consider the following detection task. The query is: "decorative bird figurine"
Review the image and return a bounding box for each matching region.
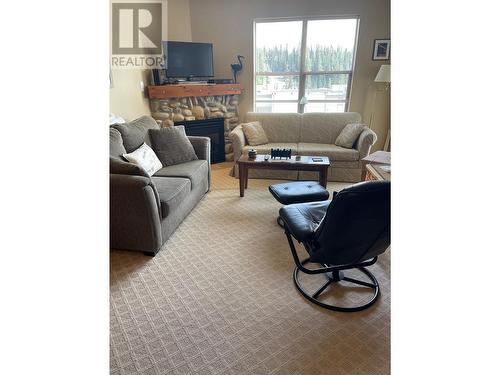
[230,55,245,83]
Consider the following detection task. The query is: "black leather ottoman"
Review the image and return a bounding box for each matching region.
[269,181,330,205]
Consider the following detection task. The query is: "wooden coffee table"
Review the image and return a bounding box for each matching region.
[236,155,330,197]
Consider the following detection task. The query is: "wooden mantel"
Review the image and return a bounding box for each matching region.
[148,83,243,99]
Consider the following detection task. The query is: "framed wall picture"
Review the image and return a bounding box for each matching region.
[373,39,391,60]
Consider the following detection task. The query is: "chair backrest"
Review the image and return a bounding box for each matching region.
[310,180,390,265]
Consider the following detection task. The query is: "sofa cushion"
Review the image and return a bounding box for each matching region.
[153,159,208,188]
[122,143,163,176]
[297,142,359,162]
[245,113,301,143]
[335,123,365,148]
[300,112,362,144]
[241,121,269,146]
[110,128,126,158]
[112,116,160,153]
[149,126,198,167]
[150,176,191,218]
[242,142,298,155]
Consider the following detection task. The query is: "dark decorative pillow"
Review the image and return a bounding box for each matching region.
[149,126,198,167]
[111,116,159,153]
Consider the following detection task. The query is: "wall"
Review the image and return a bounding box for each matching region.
[167,0,192,41]
[109,69,151,121]
[365,84,390,150]
[189,0,390,150]
[109,0,192,121]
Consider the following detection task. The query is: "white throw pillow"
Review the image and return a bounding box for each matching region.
[122,143,162,176]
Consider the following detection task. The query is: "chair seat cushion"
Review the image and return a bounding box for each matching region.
[153,160,208,188]
[269,181,329,205]
[279,200,331,243]
[151,177,191,218]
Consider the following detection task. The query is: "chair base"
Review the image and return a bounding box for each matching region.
[293,258,380,312]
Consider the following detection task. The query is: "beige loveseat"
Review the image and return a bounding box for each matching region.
[229,112,377,182]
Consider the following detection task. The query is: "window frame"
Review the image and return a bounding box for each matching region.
[253,15,360,113]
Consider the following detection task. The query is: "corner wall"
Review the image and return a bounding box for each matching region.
[109,69,151,121]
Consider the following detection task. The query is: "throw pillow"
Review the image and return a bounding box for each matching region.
[109,128,127,158]
[110,157,149,178]
[241,121,269,146]
[111,116,160,153]
[122,143,162,176]
[335,123,366,148]
[149,126,198,167]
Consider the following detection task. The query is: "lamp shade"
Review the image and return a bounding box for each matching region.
[374,65,390,83]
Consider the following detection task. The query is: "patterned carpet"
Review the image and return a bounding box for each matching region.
[110,164,390,375]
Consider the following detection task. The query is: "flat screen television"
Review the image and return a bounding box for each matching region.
[163,41,214,78]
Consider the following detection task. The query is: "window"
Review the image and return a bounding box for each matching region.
[254,17,359,113]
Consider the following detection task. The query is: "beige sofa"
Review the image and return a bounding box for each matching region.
[229,112,377,182]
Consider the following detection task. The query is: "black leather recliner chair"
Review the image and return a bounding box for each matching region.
[279,180,390,312]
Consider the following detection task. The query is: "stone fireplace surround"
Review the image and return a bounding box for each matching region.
[148,84,243,162]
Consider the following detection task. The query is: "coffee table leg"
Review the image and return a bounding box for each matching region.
[239,163,245,197]
[244,168,248,189]
[319,167,328,188]
[361,161,368,181]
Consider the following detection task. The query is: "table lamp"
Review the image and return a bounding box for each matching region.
[374,65,391,150]
[375,65,391,86]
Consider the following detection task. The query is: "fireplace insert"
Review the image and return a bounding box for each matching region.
[175,118,225,164]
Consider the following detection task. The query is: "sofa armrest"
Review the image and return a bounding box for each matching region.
[188,136,211,163]
[354,127,378,159]
[110,174,162,255]
[229,125,246,161]
[188,136,211,188]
